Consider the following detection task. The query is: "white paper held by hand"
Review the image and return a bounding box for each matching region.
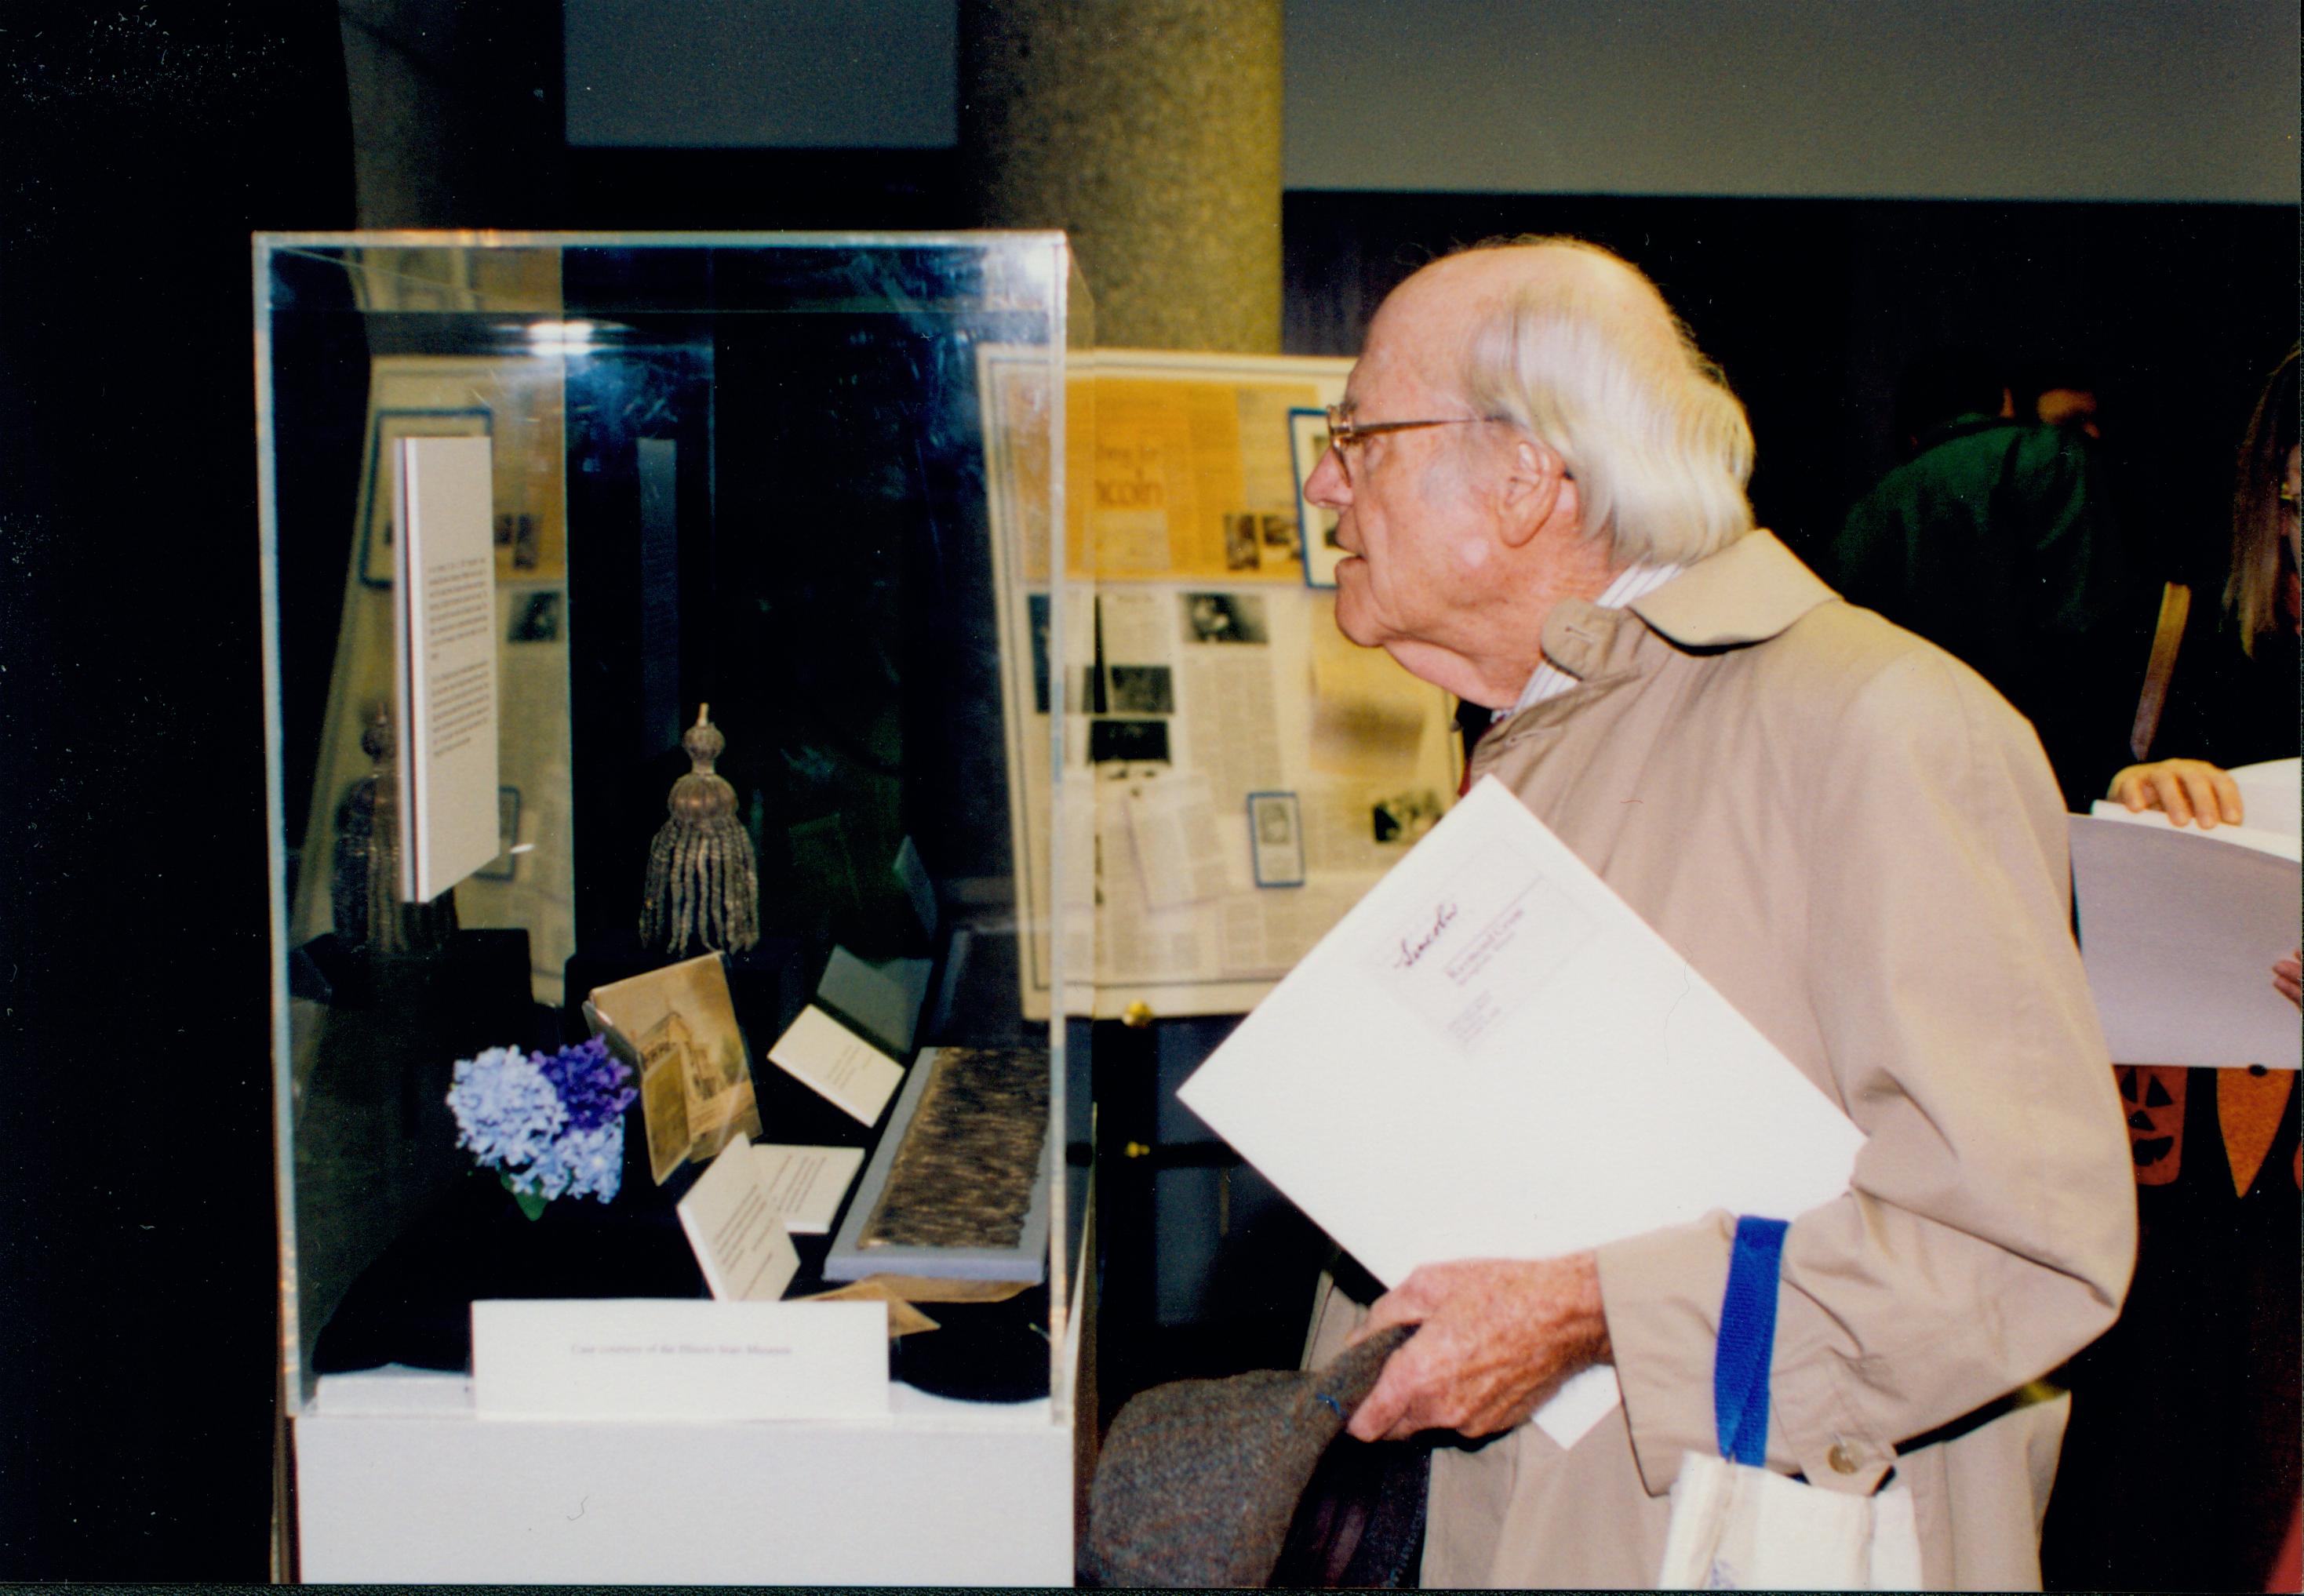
[1176,778,1863,1447]
[2071,809,2301,1067]
[2230,757,2301,840]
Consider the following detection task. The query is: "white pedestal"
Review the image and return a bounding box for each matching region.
[294,1371,1075,1584]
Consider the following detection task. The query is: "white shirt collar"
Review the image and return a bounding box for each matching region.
[1504,562,1683,718]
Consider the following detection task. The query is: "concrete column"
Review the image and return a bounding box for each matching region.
[337,0,562,227]
[960,0,1283,354]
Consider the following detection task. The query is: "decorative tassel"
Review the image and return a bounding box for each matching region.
[333,703,456,955]
[641,704,761,956]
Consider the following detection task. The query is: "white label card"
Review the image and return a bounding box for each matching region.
[753,1143,866,1234]
[766,1005,905,1125]
[391,434,501,901]
[676,1138,802,1300]
[471,1299,888,1420]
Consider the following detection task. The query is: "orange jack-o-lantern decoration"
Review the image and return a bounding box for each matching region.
[2217,1066,2295,1198]
[2118,1065,2188,1186]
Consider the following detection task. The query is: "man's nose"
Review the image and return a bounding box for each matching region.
[1305,445,1349,509]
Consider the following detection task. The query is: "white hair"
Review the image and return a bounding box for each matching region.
[1454,238,1755,566]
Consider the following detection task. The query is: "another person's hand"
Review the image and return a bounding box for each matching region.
[2276,949,2301,1009]
[1343,1253,1609,1442]
[2106,758,2243,828]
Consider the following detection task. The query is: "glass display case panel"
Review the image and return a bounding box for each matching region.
[1041,350,1458,1021]
[257,231,1088,1423]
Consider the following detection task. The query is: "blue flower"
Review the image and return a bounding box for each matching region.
[447,1039,633,1209]
[536,1035,638,1133]
[446,1046,564,1172]
[513,1120,625,1204]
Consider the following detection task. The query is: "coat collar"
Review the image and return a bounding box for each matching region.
[1629,528,1839,648]
[1534,529,1839,682]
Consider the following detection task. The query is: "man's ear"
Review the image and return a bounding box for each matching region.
[1497,436,1569,549]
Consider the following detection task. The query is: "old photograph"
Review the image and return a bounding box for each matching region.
[585,951,762,1181]
[1179,591,1270,645]
[507,589,561,643]
[1222,511,1262,571]
[1371,787,1447,845]
[1253,792,1296,848]
[640,1049,689,1185]
[1089,718,1172,765]
[1106,663,1175,715]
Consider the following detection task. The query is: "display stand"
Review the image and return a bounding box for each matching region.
[258,233,1092,1584]
[294,1279,1084,1584]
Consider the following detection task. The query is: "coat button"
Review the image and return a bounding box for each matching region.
[1827,1441,1861,1474]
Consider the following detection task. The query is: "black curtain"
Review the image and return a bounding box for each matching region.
[0,2,355,1578]
[1283,191,2299,585]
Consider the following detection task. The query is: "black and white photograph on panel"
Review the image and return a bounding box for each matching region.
[1178,592,1269,646]
[1107,664,1176,716]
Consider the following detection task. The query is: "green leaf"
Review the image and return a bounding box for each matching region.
[501,1171,551,1222]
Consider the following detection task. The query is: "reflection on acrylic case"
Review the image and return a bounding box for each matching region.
[470,786,522,882]
[1289,406,1345,588]
[355,358,570,591]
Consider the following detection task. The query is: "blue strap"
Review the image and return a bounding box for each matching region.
[1712,1216,1789,1467]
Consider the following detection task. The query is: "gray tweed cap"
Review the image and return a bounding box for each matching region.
[1085,1324,1414,1587]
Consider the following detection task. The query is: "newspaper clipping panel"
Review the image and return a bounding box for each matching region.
[982,350,1461,1019]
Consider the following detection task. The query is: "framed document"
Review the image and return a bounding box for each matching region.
[982,351,1456,1020]
[1247,791,1305,887]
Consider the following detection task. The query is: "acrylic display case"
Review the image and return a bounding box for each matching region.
[257,231,1093,1584]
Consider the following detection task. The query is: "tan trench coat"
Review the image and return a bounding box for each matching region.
[1309,529,2136,1589]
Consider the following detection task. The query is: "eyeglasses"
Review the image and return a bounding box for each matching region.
[1324,402,1500,452]
[1321,403,1563,480]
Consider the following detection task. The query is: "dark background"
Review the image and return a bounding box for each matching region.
[1,1,2294,1580]
[1,5,358,1580]
[1283,192,2299,589]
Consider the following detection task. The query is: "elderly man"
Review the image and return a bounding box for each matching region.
[1299,238,2135,1589]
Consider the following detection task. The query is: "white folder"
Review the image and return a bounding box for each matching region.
[1177,777,1863,1445]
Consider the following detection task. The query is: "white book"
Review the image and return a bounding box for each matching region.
[2072,806,2300,1068]
[391,434,501,901]
[1177,776,1864,1445]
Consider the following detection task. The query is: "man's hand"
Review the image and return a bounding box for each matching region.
[1343,1254,1610,1442]
[2107,758,2243,828]
[2276,949,2301,1009]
